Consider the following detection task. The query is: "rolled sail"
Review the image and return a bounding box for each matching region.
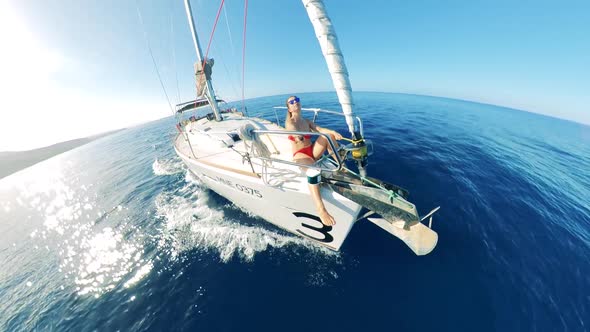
[194,59,214,98]
[302,0,355,134]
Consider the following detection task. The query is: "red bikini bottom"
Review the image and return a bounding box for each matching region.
[293,145,314,159]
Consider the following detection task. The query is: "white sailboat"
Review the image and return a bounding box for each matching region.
[173,0,440,255]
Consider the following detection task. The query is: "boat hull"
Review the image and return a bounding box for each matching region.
[175,145,362,251]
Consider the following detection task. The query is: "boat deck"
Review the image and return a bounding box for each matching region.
[175,112,303,178]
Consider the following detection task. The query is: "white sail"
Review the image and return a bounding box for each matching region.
[302,0,355,134]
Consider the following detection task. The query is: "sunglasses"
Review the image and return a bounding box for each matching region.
[288,97,300,105]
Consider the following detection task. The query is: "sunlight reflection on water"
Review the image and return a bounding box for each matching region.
[7,154,154,298]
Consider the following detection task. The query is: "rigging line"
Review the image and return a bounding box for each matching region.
[222,2,236,57]
[241,0,249,114]
[211,42,241,99]
[135,3,175,115]
[230,146,257,174]
[339,137,363,144]
[203,0,226,64]
[223,2,241,88]
[169,1,181,105]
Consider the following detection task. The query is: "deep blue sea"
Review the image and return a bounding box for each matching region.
[1,92,588,331]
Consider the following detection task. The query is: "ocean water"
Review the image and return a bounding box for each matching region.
[0,92,588,331]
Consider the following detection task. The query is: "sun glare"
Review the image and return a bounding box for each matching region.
[0,3,169,152]
[0,3,69,151]
[0,4,64,88]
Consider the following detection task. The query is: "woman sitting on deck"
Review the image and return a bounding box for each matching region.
[284,95,343,226]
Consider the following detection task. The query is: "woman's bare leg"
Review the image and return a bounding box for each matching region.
[313,134,340,162]
[294,156,336,226]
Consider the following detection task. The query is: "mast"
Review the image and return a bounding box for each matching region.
[302,0,355,134]
[184,0,223,122]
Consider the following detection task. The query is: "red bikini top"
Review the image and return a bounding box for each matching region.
[288,134,311,141]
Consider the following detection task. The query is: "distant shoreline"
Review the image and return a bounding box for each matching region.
[0,129,125,180]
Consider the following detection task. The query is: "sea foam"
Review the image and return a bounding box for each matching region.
[155,171,337,262]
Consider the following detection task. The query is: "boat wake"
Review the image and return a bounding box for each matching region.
[152,157,185,176]
[155,170,339,263]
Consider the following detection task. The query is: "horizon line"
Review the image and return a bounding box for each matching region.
[220,90,590,127]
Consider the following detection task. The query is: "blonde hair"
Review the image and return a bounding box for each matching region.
[285,95,297,123]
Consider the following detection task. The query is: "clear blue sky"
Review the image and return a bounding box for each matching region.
[2,0,588,150]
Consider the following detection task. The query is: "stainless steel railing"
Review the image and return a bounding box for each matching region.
[271,107,364,137]
[248,129,343,172]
